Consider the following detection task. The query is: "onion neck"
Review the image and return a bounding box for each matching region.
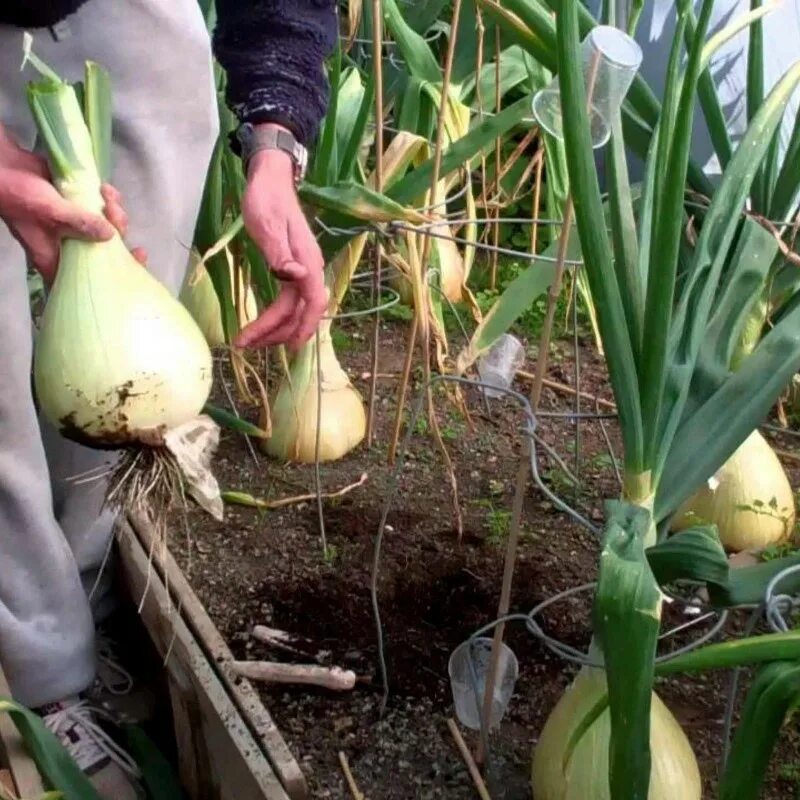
[588,472,658,669]
[57,176,105,215]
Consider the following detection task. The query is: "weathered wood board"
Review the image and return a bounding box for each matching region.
[126,510,308,799]
[116,518,292,800]
[0,667,44,799]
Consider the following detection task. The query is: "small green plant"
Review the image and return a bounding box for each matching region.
[543,465,582,499]
[476,498,512,544]
[761,540,800,562]
[323,543,339,566]
[331,327,356,353]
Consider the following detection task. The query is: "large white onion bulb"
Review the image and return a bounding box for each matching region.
[532,667,701,800]
[672,430,795,552]
[34,235,213,447]
[263,323,366,463]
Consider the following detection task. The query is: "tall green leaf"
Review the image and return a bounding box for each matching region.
[389,95,531,205]
[685,218,777,413]
[719,661,800,800]
[685,7,732,171]
[770,103,800,220]
[556,0,644,474]
[657,291,800,519]
[640,0,713,469]
[654,62,800,498]
[82,62,112,182]
[382,0,441,84]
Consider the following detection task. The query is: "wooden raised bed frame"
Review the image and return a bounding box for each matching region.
[0,514,306,800]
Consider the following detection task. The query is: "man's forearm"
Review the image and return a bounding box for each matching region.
[212,0,338,147]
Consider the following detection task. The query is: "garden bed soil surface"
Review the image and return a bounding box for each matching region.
[173,319,800,799]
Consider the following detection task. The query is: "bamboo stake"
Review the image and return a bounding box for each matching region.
[366,0,385,447]
[447,719,492,800]
[420,0,466,541]
[387,0,466,545]
[476,52,603,768]
[490,19,503,290]
[531,144,545,255]
[338,752,366,800]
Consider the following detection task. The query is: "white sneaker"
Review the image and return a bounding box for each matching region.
[87,627,157,724]
[39,697,143,800]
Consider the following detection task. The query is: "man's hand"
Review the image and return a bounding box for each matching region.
[0,127,144,283]
[237,127,326,351]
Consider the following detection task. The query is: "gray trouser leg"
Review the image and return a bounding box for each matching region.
[0,0,218,707]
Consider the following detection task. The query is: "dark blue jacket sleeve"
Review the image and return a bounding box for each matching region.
[212,0,338,146]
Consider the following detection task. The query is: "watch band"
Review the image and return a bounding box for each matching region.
[236,122,308,185]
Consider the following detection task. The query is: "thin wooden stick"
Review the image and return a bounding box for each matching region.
[388,0,466,542]
[366,0,385,447]
[420,0,466,541]
[476,52,603,768]
[531,144,545,255]
[447,719,492,800]
[518,372,617,410]
[232,661,356,691]
[490,19,503,290]
[338,752,366,800]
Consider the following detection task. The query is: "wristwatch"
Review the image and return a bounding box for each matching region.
[235,122,308,186]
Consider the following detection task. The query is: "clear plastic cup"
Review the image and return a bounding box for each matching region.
[532,25,643,149]
[448,637,519,730]
[476,334,525,399]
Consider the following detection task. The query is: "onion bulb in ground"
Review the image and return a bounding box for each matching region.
[262,321,366,463]
[532,667,701,800]
[180,252,258,347]
[672,430,795,552]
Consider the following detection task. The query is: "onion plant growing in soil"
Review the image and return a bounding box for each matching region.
[491,0,800,797]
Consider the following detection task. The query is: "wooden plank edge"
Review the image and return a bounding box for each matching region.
[123,511,308,799]
[116,518,291,800]
[0,668,45,799]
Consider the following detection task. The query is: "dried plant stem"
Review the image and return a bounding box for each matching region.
[366,0,385,447]
[517,371,617,410]
[418,0,465,540]
[388,317,418,465]
[338,752,366,800]
[447,719,492,800]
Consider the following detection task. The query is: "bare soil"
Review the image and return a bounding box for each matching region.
[172,318,800,800]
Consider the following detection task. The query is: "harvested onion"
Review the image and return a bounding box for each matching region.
[30,60,212,448]
[672,430,795,552]
[532,667,701,800]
